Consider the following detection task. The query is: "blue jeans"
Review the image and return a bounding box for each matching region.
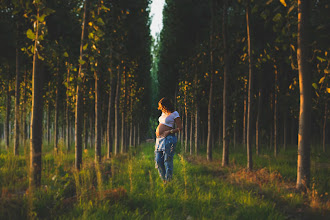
[155,135,177,181]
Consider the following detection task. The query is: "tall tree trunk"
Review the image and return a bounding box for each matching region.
[185,110,188,153]
[75,0,89,170]
[47,97,51,145]
[107,80,114,158]
[256,89,262,155]
[207,0,215,161]
[274,64,278,157]
[114,65,121,155]
[121,68,126,154]
[296,0,311,190]
[242,90,247,146]
[5,81,10,151]
[195,105,199,156]
[95,70,101,163]
[54,71,59,153]
[190,113,193,155]
[323,102,327,153]
[14,47,20,155]
[133,125,136,147]
[129,96,133,147]
[66,65,70,151]
[84,111,88,150]
[22,68,27,145]
[283,107,288,151]
[222,0,229,167]
[246,0,253,170]
[30,8,43,188]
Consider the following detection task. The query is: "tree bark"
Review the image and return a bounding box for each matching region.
[75,0,89,170]
[274,64,278,157]
[256,89,262,155]
[246,0,253,170]
[190,112,193,155]
[114,65,121,155]
[5,80,10,151]
[54,71,59,153]
[222,0,229,167]
[14,47,20,155]
[30,8,43,188]
[95,70,101,163]
[323,102,327,153]
[66,65,70,151]
[107,80,114,158]
[296,0,311,190]
[195,105,199,156]
[207,0,215,161]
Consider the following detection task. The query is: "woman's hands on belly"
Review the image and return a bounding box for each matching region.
[156,123,172,137]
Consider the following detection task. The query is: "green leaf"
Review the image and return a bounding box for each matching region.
[312,83,318,90]
[43,8,55,16]
[78,59,86,65]
[97,18,105,26]
[83,43,88,51]
[273,13,282,22]
[38,14,46,22]
[26,29,35,40]
[317,56,326,62]
[63,52,69,57]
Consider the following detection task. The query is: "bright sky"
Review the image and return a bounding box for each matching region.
[149,0,165,39]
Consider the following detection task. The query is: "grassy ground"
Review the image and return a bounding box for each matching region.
[0,139,329,219]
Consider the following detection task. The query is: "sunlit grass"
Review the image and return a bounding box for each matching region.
[0,140,329,219]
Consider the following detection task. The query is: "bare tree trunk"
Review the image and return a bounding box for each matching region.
[242,88,247,145]
[30,8,43,188]
[207,0,215,161]
[14,47,20,155]
[22,68,27,145]
[47,97,51,145]
[190,113,193,155]
[95,70,101,163]
[114,65,121,155]
[222,0,229,166]
[84,111,88,150]
[185,110,188,153]
[195,106,199,156]
[256,89,262,155]
[296,0,311,190]
[274,64,278,157]
[133,125,136,147]
[323,102,327,153]
[107,81,114,158]
[54,71,59,153]
[66,65,70,151]
[246,0,253,170]
[5,81,10,151]
[75,0,89,170]
[283,108,288,151]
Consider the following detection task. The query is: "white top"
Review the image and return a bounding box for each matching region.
[158,111,180,128]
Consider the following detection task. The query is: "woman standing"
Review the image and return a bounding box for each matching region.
[155,97,182,183]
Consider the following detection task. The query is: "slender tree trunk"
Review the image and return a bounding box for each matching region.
[190,113,193,155]
[137,123,140,146]
[66,65,70,151]
[222,0,229,166]
[84,111,88,150]
[14,47,20,155]
[75,0,89,170]
[243,86,247,145]
[95,70,101,163]
[5,81,10,151]
[283,107,288,151]
[274,64,278,157]
[246,0,253,170]
[30,8,43,188]
[207,0,215,161]
[129,96,133,148]
[22,68,27,144]
[323,102,327,153]
[195,105,199,156]
[47,98,51,145]
[107,81,114,158]
[296,0,311,190]
[54,71,59,152]
[185,110,188,153]
[133,125,136,147]
[114,65,121,155]
[256,89,262,155]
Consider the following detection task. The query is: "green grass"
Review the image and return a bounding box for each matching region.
[0,139,329,219]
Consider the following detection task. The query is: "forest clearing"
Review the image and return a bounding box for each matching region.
[0,142,329,219]
[0,0,330,219]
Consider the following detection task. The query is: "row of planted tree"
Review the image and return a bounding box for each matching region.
[156,0,329,190]
[0,0,152,188]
